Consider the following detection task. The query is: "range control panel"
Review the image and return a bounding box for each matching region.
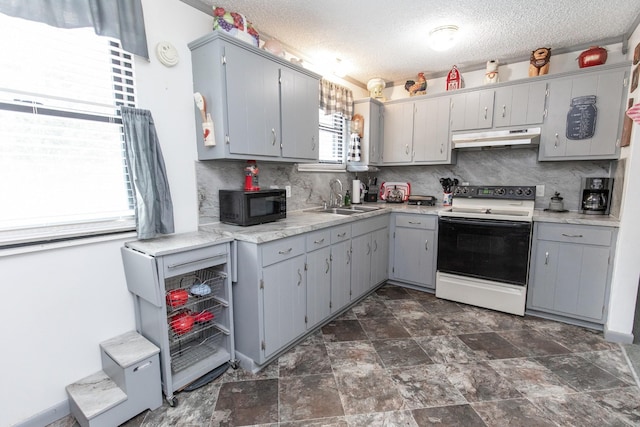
[452,185,536,200]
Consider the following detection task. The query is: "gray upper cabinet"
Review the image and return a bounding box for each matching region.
[493,82,547,127]
[413,96,453,163]
[450,89,495,131]
[353,98,384,166]
[382,101,414,163]
[189,31,320,162]
[538,64,627,161]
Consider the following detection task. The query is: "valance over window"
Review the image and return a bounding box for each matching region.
[319,78,354,117]
[0,0,149,59]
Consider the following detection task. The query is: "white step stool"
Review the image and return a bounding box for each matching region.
[66,331,162,427]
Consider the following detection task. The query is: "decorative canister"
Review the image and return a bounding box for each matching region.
[578,46,607,68]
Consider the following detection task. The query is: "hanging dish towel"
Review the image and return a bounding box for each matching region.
[348,132,361,162]
[627,102,640,125]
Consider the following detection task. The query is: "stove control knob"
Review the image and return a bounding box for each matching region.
[515,188,524,196]
[495,188,505,196]
[461,187,469,195]
[524,188,533,196]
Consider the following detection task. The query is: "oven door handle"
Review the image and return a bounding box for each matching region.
[438,216,531,229]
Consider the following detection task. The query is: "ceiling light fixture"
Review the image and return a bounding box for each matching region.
[429,25,459,51]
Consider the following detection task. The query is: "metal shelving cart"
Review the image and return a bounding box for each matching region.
[121,234,236,406]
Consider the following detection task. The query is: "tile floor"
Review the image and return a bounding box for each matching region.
[52,284,640,426]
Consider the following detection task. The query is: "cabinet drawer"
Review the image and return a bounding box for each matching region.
[261,235,305,267]
[306,229,331,250]
[395,214,437,230]
[161,244,228,278]
[536,223,613,246]
[352,214,389,236]
[331,225,352,244]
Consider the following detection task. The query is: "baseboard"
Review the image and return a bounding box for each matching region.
[13,399,70,427]
[604,327,634,344]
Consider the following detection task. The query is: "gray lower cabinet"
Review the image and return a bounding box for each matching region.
[189,31,320,162]
[389,213,437,290]
[330,224,352,313]
[526,222,617,325]
[234,235,307,368]
[351,215,390,301]
[538,64,627,161]
[305,229,332,328]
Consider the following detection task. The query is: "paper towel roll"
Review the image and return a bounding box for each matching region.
[352,179,361,204]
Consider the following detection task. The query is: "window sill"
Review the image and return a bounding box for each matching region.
[296,163,348,172]
[0,230,137,257]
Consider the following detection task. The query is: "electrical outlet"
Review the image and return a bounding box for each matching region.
[285,185,291,198]
[536,185,545,197]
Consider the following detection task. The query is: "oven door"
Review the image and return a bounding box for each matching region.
[437,216,532,286]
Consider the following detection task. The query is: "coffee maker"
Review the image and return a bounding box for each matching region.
[580,177,613,215]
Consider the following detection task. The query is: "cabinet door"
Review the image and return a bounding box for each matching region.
[306,247,331,328]
[494,82,547,127]
[331,240,352,313]
[539,69,625,160]
[369,101,384,165]
[451,90,494,131]
[225,44,281,157]
[382,102,414,163]
[351,233,372,301]
[392,227,436,288]
[529,240,610,322]
[280,68,320,160]
[262,254,306,357]
[413,97,451,163]
[371,228,389,286]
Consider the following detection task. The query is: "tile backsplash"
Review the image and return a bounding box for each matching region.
[196,149,615,225]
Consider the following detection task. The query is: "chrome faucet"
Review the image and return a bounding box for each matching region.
[329,178,343,207]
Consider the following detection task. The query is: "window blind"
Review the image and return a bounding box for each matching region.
[0,14,136,247]
[318,111,346,164]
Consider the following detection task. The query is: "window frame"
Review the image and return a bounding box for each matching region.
[297,109,350,172]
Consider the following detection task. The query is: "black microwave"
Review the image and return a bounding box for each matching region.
[219,189,286,226]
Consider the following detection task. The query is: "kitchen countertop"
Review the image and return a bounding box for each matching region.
[127,203,620,252]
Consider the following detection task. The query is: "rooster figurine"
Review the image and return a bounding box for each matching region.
[405,72,427,96]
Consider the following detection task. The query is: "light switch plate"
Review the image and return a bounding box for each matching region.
[536,185,545,197]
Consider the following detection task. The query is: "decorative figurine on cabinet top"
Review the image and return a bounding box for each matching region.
[529,47,551,77]
[405,72,427,96]
[446,65,463,91]
[367,77,386,100]
[484,60,499,84]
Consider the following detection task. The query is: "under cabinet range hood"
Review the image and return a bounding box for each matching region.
[452,127,541,150]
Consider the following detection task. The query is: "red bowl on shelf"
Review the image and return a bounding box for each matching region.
[170,312,195,335]
[194,310,214,323]
[166,289,189,308]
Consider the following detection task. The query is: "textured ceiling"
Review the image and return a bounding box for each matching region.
[185,0,640,86]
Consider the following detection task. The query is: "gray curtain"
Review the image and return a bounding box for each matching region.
[319,78,354,117]
[0,0,149,59]
[121,107,174,240]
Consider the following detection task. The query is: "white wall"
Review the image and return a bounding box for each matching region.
[3,1,211,425]
[606,22,640,341]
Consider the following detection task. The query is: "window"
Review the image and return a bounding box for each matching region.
[0,14,136,247]
[298,110,349,171]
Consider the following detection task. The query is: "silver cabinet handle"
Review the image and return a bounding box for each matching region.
[425,240,429,251]
[313,238,325,244]
[405,144,410,154]
[373,240,378,252]
[440,143,444,154]
[501,105,506,117]
[133,360,153,372]
[545,251,549,265]
[347,248,351,264]
[554,133,559,148]
[297,269,302,286]
[325,258,330,274]
[408,221,421,225]
[167,254,225,270]
[337,232,346,238]
[311,135,316,150]
[367,242,371,255]
[562,233,583,238]
[272,128,277,146]
[484,106,488,119]
[278,247,293,254]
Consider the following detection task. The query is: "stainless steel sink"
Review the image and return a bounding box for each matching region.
[304,205,382,215]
